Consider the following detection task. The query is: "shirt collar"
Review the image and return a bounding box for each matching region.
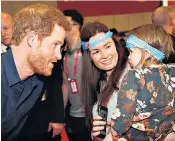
[3,48,22,86]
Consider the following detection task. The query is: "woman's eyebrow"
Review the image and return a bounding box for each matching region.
[104,41,112,47]
[90,48,99,52]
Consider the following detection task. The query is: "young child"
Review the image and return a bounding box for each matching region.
[110,24,175,141]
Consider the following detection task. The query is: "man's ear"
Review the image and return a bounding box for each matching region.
[27,31,38,48]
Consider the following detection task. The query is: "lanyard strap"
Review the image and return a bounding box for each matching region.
[64,49,80,79]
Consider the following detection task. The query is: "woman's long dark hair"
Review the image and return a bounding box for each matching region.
[81,22,128,130]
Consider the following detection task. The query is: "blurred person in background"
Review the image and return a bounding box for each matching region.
[110,28,129,56]
[1,12,13,53]
[152,6,175,63]
[62,10,92,141]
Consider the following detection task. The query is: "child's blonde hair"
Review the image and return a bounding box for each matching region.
[129,24,173,67]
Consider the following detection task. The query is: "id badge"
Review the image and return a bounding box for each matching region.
[69,78,79,94]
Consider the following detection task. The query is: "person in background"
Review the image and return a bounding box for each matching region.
[1,12,13,53]
[152,6,175,63]
[1,4,71,141]
[110,28,129,56]
[81,22,129,141]
[62,10,92,141]
[109,28,120,41]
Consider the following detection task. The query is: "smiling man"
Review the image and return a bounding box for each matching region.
[1,4,71,141]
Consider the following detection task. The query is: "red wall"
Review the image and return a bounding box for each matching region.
[57,1,160,17]
[168,1,175,5]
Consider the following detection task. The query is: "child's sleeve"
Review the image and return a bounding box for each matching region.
[111,70,139,136]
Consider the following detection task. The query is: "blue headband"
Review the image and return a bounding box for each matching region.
[81,31,113,50]
[126,34,165,62]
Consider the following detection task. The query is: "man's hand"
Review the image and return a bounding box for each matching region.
[48,122,64,138]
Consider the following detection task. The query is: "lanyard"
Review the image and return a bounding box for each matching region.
[64,49,80,80]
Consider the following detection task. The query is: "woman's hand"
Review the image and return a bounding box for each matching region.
[92,115,106,141]
[92,116,113,141]
[92,116,106,136]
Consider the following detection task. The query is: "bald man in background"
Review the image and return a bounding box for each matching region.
[152,6,175,63]
[1,12,13,53]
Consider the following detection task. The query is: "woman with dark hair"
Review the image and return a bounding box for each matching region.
[81,22,129,140]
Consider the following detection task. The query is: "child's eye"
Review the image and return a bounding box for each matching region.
[54,43,58,46]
